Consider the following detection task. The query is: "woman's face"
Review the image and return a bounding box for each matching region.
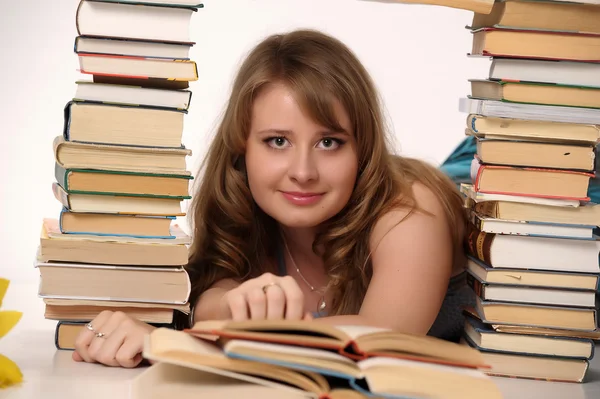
[245,82,359,229]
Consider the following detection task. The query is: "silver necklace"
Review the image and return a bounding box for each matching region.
[282,236,327,313]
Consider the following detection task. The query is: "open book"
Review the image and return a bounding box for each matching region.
[185,319,486,368]
[144,327,502,399]
[131,361,320,399]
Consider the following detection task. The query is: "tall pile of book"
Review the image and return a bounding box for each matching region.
[458,0,600,383]
[35,0,203,349]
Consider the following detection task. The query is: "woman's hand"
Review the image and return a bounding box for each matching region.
[218,273,311,321]
[72,310,155,368]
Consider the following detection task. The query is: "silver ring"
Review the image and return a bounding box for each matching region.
[85,323,96,332]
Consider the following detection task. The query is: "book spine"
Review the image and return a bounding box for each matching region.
[54,321,62,350]
[54,321,79,350]
[52,182,70,209]
[75,0,84,37]
[54,163,69,190]
[474,201,500,218]
[467,210,485,231]
[186,89,193,111]
[62,100,74,141]
[466,223,495,265]
[466,273,485,299]
[58,208,68,234]
[73,36,80,54]
[468,114,481,133]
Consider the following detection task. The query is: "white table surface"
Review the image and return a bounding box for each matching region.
[1,282,599,399]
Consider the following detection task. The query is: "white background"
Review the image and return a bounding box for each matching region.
[0,0,488,284]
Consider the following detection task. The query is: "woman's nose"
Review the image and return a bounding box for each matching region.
[288,148,318,183]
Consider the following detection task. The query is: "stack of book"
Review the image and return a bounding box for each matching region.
[458,0,600,383]
[132,319,503,399]
[35,0,203,349]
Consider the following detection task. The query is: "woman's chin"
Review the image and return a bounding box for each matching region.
[273,210,334,230]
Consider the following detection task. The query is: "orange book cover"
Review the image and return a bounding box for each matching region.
[472,157,594,201]
[77,53,198,81]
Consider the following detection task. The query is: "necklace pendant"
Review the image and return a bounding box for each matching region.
[318,298,327,312]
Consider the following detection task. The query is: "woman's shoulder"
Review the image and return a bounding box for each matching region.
[369,180,467,275]
[369,181,449,248]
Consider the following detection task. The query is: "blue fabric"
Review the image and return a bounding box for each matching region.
[440,136,600,203]
[439,136,478,187]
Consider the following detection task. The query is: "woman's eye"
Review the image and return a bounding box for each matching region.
[318,138,343,150]
[265,136,290,148]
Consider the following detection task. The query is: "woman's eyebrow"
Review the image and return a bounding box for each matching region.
[318,129,350,136]
[254,128,350,136]
[255,128,293,135]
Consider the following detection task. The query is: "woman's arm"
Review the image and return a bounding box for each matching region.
[193,278,241,322]
[317,182,455,333]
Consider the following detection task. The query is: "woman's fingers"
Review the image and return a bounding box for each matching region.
[90,328,127,367]
[90,329,125,367]
[71,311,156,368]
[87,312,128,365]
[264,284,286,320]
[226,291,250,321]
[115,332,145,368]
[73,310,113,363]
[223,273,308,322]
[246,288,267,320]
[277,276,305,320]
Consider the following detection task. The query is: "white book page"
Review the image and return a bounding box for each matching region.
[335,325,389,340]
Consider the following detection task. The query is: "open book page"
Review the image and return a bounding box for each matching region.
[189,321,486,368]
[131,362,309,399]
[223,339,361,379]
[148,327,223,356]
[359,333,486,368]
[144,328,328,395]
[190,319,349,343]
[224,339,355,364]
[357,357,503,399]
[359,356,487,378]
[335,325,389,340]
[334,325,486,368]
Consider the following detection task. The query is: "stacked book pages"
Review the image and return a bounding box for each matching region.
[458,0,600,383]
[35,0,203,349]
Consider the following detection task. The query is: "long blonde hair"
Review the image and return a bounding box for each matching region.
[186,29,466,316]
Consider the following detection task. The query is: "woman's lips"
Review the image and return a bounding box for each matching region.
[281,191,324,206]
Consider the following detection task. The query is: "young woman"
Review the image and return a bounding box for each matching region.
[72,29,472,369]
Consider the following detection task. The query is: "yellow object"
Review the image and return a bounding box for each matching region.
[0,279,8,308]
[0,311,22,339]
[0,354,23,388]
[0,278,23,389]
